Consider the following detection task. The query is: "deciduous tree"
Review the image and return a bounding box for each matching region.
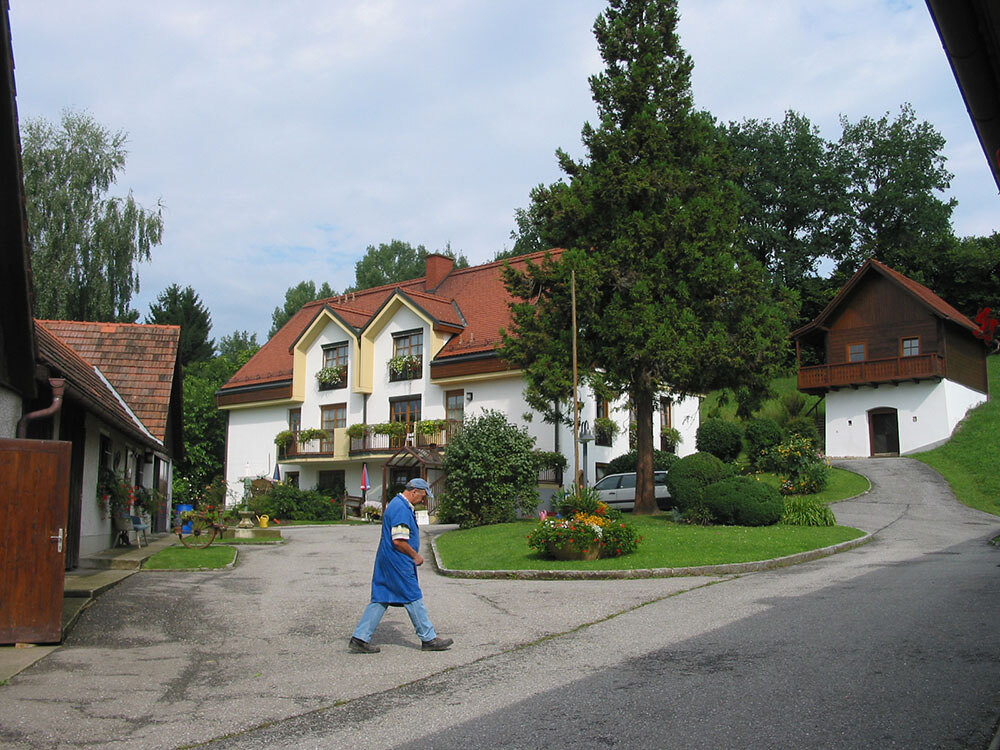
[346,240,468,292]
[269,280,337,337]
[22,109,163,321]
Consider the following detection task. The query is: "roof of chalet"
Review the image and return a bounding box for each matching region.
[38,320,181,442]
[222,248,563,391]
[34,322,161,448]
[792,258,979,339]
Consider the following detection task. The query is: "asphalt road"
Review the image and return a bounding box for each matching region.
[1,458,998,749]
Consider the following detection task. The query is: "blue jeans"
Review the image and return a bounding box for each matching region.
[352,598,437,643]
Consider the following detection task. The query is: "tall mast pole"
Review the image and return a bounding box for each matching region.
[571,269,580,490]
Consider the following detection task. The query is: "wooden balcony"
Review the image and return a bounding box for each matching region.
[281,429,348,459]
[798,353,945,393]
[348,420,462,455]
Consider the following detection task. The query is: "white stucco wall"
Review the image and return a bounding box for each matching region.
[825,378,987,458]
[0,387,20,439]
[225,403,290,499]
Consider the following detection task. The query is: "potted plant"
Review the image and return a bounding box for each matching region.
[387,354,421,378]
[660,426,682,453]
[296,428,328,448]
[274,430,295,452]
[315,365,347,388]
[372,422,407,438]
[345,423,368,439]
[415,419,448,435]
[594,416,619,444]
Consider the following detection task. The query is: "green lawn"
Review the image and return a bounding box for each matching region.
[914,356,1000,516]
[435,517,864,572]
[755,467,870,504]
[144,544,237,569]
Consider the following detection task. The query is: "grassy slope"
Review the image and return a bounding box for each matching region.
[913,356,1000,516]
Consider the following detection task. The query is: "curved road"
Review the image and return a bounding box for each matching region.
[1,458,998,749]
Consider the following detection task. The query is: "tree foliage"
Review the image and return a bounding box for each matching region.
[438,410,539,528]
[346,239,469,292]
[832,103,956,276]
[499,0,792,514]
[218,330,261,358]
[144,284,215,366]
[269,280,337,337]
[22,109,163,321]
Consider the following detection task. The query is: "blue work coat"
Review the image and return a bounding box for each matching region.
[370,494,422,604]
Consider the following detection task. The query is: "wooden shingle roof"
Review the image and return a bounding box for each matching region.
[38,320,181,442]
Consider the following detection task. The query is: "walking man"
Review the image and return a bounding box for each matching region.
[349,477,453,653]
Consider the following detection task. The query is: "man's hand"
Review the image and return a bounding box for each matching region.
[393,538,423,565]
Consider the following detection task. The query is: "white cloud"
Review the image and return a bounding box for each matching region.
[9,0,997,340]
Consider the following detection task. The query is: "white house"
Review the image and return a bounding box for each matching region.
[794,259,989,458]
[216,251,700,510]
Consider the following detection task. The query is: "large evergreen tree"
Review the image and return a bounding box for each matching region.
[145,284,215,366]
[500,0,792,514]
[22,109,163,321]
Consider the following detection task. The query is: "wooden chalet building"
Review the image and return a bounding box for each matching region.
[793,259,989,457]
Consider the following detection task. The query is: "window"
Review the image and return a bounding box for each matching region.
[595,397,612,447]
[446,390,465,424]
[286,472,299,489]
[848,343,866,363]
[390,330,423,381]
[659,397,675,452]
[288,408,301,432]
[320,342,349,390]
[391,396,421,426]
[318,470,345,495]
[320,404,346,452]
[901,337,920,357]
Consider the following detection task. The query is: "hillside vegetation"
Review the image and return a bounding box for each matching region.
[915,356,1000,516]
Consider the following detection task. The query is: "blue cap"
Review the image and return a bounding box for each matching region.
[406,477,434,499]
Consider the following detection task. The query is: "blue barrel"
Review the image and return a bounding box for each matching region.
[175,503,193,533]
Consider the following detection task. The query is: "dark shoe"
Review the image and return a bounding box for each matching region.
[421,637,453,651]
[349,637,380,654]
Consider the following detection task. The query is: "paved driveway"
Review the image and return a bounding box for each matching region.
[1,458,997,749]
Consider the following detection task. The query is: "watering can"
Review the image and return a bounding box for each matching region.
[258,514,269,528]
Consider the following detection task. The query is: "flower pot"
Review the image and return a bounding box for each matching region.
[546,542,600,561]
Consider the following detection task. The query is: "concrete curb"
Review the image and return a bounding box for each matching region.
[427,528,874,580]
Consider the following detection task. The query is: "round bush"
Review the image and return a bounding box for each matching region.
[666,452,735,511]
[695,418,744,462]
[744,417,783,467]
[785,415,820,446]
[605,449,679,475]
[702,476,783,526]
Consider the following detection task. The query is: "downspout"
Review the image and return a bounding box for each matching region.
[17,378,67,439]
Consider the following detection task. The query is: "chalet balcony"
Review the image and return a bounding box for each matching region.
[798,353,945,393]
[281,429,347,459]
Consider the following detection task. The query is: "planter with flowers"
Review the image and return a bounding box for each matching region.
[388,354,422,380]
[526,487,640,560]
[316,365,347,390]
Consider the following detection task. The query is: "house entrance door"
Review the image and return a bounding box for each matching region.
[0,438,71,644]
[868,408,900,457]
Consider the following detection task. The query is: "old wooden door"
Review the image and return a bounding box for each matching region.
[0,438,71,644]
[868,408,900,457]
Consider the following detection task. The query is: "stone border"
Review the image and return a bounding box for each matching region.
[427,530,873,580]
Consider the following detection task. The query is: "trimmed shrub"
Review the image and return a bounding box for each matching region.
[781,495,837,526]
[666,452,735,512]
[760,434,830,495]
[605,449,679,475]
[249,482,342,521]
[695,418,744,462]
[744,417,783,468]
[785,415,820,446]
[702,476,783,526]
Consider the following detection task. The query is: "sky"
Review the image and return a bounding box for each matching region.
[9,1,998,343]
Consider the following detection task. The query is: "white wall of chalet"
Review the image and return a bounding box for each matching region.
[825,378,986,457]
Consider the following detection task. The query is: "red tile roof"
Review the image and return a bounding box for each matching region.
[222,249,564,391]
[792,258,979,338]
[34,322,160,447]
[38,320,181,442]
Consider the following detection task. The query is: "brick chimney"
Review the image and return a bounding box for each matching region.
[425,253,454,290]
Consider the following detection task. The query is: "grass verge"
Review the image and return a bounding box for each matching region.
[913,357,1000,517]
[755,467,870,503]
[435,517,864,572]
[144,544,237,570]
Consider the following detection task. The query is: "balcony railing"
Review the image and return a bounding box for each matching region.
[282,429,339,458]
[798,353,945,392]
[349,420,462,454]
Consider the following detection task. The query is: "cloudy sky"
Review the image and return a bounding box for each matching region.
[9,1,998,342]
